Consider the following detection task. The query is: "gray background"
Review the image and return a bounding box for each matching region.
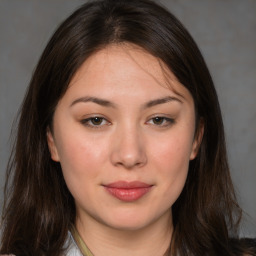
[0,0,255,237]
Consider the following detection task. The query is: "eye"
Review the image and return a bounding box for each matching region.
[147,116,175,127]
[81,116,110,128]
[90,117,105,125]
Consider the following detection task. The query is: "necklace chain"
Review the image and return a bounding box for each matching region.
[70,224,172,256]
[70,225,94,256]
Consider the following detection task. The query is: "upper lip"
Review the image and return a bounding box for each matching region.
[104,181,152,188]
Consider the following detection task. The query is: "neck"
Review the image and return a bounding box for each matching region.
[75,211,173,256]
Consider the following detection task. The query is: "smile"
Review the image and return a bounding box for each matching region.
[103,181,153,202]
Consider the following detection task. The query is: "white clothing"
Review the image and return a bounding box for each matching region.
[64,232,83,256]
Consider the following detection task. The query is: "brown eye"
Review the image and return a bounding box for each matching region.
[90,117,104,125]
[152,117,165,125]
[147,116,175,127]
[81,116,110,128]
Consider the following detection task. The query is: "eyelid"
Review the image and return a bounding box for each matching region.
[80,115,111,129]
[146,115,175,127]
[79,114,175,129]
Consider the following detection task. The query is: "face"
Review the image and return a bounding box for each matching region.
[47,44,203,232]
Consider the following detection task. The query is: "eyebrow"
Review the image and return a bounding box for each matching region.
[142,96,182,109]
[70,95,182,108]
[70,96,116,108]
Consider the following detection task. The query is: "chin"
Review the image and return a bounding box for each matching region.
[98,208,166,232]
[105,219,153,232]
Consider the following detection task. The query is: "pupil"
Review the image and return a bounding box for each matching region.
[92,117,102,125]
[153,117,164,124]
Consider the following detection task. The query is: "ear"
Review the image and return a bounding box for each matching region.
[190,119,204,160]
[46,127,60,162]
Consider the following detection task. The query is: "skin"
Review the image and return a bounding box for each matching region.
[47,44,203,256]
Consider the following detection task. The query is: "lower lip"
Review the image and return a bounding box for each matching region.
[104,187,152,202]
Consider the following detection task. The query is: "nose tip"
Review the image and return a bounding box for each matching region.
[110,131,147,170]
[115,152,146,169]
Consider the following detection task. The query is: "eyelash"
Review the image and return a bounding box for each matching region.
[146,116,175,127]
[81,116,111,129]
[80,116,175,129]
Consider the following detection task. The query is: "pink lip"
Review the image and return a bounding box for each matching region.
[103,181,153,202]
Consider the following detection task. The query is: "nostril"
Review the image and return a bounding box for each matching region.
[111,149,147,169]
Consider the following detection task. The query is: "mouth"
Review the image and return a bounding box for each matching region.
[103,181,153,202]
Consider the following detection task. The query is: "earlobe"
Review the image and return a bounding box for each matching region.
[46,128,60,162]
[190,119,204,160]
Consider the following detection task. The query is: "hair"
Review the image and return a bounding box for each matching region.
[0,0,254,255]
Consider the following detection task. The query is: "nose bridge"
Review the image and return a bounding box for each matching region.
[110,122,147,169]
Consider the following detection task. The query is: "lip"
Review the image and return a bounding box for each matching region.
[103,181,153,202]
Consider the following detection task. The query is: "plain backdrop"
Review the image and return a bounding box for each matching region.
[0,0,255,237]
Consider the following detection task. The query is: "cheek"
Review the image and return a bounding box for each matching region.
[158,141,190,184]
[55,134,110,207]
[150,134,192,197]
[55,132,109,186]
[152,134,193,170]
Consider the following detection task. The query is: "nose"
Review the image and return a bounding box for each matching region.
[110,125,147,169]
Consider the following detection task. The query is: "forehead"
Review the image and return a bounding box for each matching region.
[67,43,193,103]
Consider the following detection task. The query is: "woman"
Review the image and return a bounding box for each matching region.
[0,0,255,255]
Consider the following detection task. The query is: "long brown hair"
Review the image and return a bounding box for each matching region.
[0,0,253,255]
